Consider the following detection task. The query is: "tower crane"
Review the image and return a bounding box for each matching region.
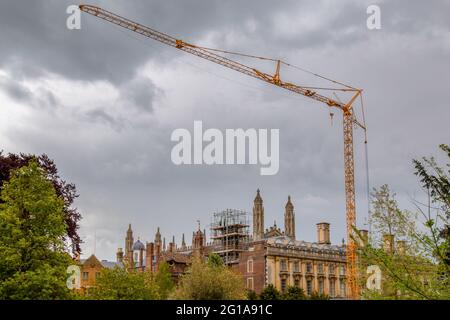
[79,4,367,299]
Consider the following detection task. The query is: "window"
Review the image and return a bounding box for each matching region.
[306,262,313,273]
[293,261,300,272]
[306,279,313,295]
[339,265,346,276]
[95,272,100,280]
[247,277,254,290]
[329,264,335,274]
[294,278,300,288]
[318,279,324,295]
[340,280,346,297]
[247,259,254,273]
[318,263,324,274]
[281,278,287,293]
[134,252,138,262]
[82,272,89,280]
[329,279,336,297]
[280,259,287,271]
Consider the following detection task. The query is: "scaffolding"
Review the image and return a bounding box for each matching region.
[210,209,250,265]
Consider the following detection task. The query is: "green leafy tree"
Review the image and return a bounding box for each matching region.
[172,255,246,300]
[309,291,330,300]
[0,161,73,299]
[358,145,450,300]
[87,267,159,300]
[246,290,258,300]
[154,262,175,299]
[369,184,416,246]
[283,286,306,300]
[413,144,449,270]
[208,253,224,268]
[259,284,281,300]
[0,152,81,254]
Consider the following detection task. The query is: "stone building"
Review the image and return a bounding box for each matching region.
[235,190,348,298]
[118,223,206,283]
[77,254,123,292]
[115,189,349,298]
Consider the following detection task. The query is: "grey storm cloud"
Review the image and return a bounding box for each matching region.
[0,0,449,260]
[0,77,32,102]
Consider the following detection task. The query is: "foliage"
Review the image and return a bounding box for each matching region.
[309,291,329,300]
[208,253,224,268]
[0,161,73,299]
[0,152,81,254]
[283,286,306,300]
[246,290,258,300]
[369,184,416,246]
[258,285,325,300]
[154,262,175,299]
[259,284,281,300]
[172,256,246,300]
[359,145,450,300]
[87,267,159,300]
[413,144,449,269]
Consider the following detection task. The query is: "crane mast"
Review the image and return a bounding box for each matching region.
[79,4,365,299]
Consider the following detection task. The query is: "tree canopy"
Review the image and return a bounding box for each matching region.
[0,161,73,299]
[0,152,81,254]
[172,254,246,300]
[359,144,450,300]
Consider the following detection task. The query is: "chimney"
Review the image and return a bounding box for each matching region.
[116,248,124,263]
[396,240,406,255]
[358,229,369,247]
[316,222,331,244]
[145,242,154,272]
[383,234,394,253]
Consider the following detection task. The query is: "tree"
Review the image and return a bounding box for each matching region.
[283,286,306,300]
[309,291,329,300]
[369,184,416,246]
[154,262,175,299]
[208,253,224,268]
[259,284,281,300]
[413,144,449,269]
[246,290,258,300]
[87,267,159,300]
[0,152,81,254]
[172,255,246,300]
[358,145,450,299]
[0,161,73,299]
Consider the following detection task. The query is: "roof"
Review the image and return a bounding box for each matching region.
[79,255,124,269]
[80,254,103,268]
[161,252,190,264]
[132,239,145,251]
[265,235,345,253]
[101,260,124,269]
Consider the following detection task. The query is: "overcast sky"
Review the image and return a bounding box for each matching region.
[0,0,449,260]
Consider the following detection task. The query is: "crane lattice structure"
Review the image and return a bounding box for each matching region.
[79,4,367,299]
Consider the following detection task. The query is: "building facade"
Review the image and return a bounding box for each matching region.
[235,190,348,298]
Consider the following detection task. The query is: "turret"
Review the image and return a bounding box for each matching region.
[253,189,265,240]
[284,195,295,239]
